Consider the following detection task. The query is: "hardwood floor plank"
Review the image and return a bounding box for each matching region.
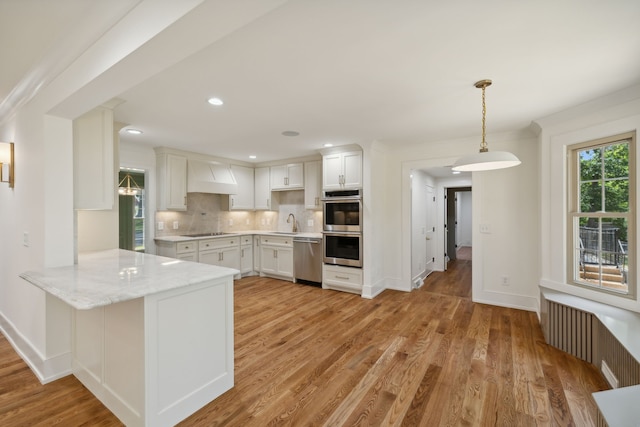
[0,260,610,426]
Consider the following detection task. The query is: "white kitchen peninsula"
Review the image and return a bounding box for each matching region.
[20,249,236,427]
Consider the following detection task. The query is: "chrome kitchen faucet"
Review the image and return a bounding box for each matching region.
[287,213,298,232]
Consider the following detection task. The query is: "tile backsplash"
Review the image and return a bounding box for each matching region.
[155,191,322,237]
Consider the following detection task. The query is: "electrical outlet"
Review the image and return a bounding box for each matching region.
[246,218,250,225]
[228,219,233,226]
[480,224,491,234]
[173,221,179,230]
[157,221,164,231]
[307,219,314,227]
[501,275,509,286]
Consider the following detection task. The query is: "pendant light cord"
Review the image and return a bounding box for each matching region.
[480,83,488,153]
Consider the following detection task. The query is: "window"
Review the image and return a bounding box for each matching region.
[568,132,635,296]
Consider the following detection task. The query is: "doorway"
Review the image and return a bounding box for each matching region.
[445,186,472,267]
[118,169,146,252]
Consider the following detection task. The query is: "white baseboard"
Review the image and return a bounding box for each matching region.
[0,311,71,384]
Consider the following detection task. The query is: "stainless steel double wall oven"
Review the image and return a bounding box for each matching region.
[322,189,362,267]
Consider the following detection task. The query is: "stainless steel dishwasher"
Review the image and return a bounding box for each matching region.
[293,236,323,285]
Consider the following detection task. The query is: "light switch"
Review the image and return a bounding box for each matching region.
[307,219,314,227]
[173,221,179,230]
[23,232,29,247]
[157,222,164,231]
[479,224,491,234]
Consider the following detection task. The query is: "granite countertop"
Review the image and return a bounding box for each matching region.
[155,230,322,243]
[20,249,239,310]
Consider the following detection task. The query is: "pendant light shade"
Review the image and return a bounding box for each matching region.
[452,80,521,172]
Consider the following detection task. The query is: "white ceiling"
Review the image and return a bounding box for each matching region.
[3,0,640,164]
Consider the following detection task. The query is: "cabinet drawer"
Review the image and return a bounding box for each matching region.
[240,236,252,246]
[199,237,238,251]
[259,235,293,247]
[323,265,363,287]
[176,241,196,254]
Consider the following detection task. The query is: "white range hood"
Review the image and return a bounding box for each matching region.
[187,159,238,195]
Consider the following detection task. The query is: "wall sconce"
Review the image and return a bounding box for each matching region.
[0,142,14,188]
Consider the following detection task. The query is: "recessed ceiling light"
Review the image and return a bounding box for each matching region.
[323,143,334,148]
[281,130,300,137]
[207,97,224,106]
[126,129,143,135]
[249,155,257,159]
[452,170,461,175]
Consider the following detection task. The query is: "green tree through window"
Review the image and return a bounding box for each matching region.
[570,133,635,296]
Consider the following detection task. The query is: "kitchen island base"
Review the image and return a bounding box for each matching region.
[73,276,233,427]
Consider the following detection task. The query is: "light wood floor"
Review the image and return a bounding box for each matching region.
[0,259,609,426]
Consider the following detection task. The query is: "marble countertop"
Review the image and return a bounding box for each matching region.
[155,230,322,242]
[20,249,239,310]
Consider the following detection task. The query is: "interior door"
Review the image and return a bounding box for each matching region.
[424,185,436,277]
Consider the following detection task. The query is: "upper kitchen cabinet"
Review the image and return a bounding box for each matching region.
[322,150,362,190]
[304,160,322,210]
[155,148,187,211]
[270,163,304,190]
[73,106,115,210]
[222,165,254,210]
[255,166,278,210]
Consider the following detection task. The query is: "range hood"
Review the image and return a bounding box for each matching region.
[187,159,238,195]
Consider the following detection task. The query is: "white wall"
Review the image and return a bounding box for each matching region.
[457,191,472,247]
[537,84,640,313]
[388,131,540,310]
[0,0,216,383]
[361,140,389,298]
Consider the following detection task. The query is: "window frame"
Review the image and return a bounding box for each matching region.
[567,131,636,299]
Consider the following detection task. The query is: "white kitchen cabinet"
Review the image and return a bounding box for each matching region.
[156,149,187,210]
[240,235,254,275]
[304,160,322,210]
[198,237,240,271]
[223,165,254,210]
[323,151,362,190]
[259,235,293,280]
[155,240,197,261]
[255,166,278,210]
[270,163,304,190]
[322,264,363,294]
[73,106,115,210]
[253,235,261,272]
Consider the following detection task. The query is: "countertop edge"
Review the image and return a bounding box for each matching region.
[20,250,239,310]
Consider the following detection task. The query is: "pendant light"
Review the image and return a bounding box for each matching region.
[118,173,141,196]
[452,79,521,172]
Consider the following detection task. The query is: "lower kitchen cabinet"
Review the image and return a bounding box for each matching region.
[259,235,293,280]
[156,240,197,261]
[240,236,254,276]
[322,264,362,294]
[198,237,240,272]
